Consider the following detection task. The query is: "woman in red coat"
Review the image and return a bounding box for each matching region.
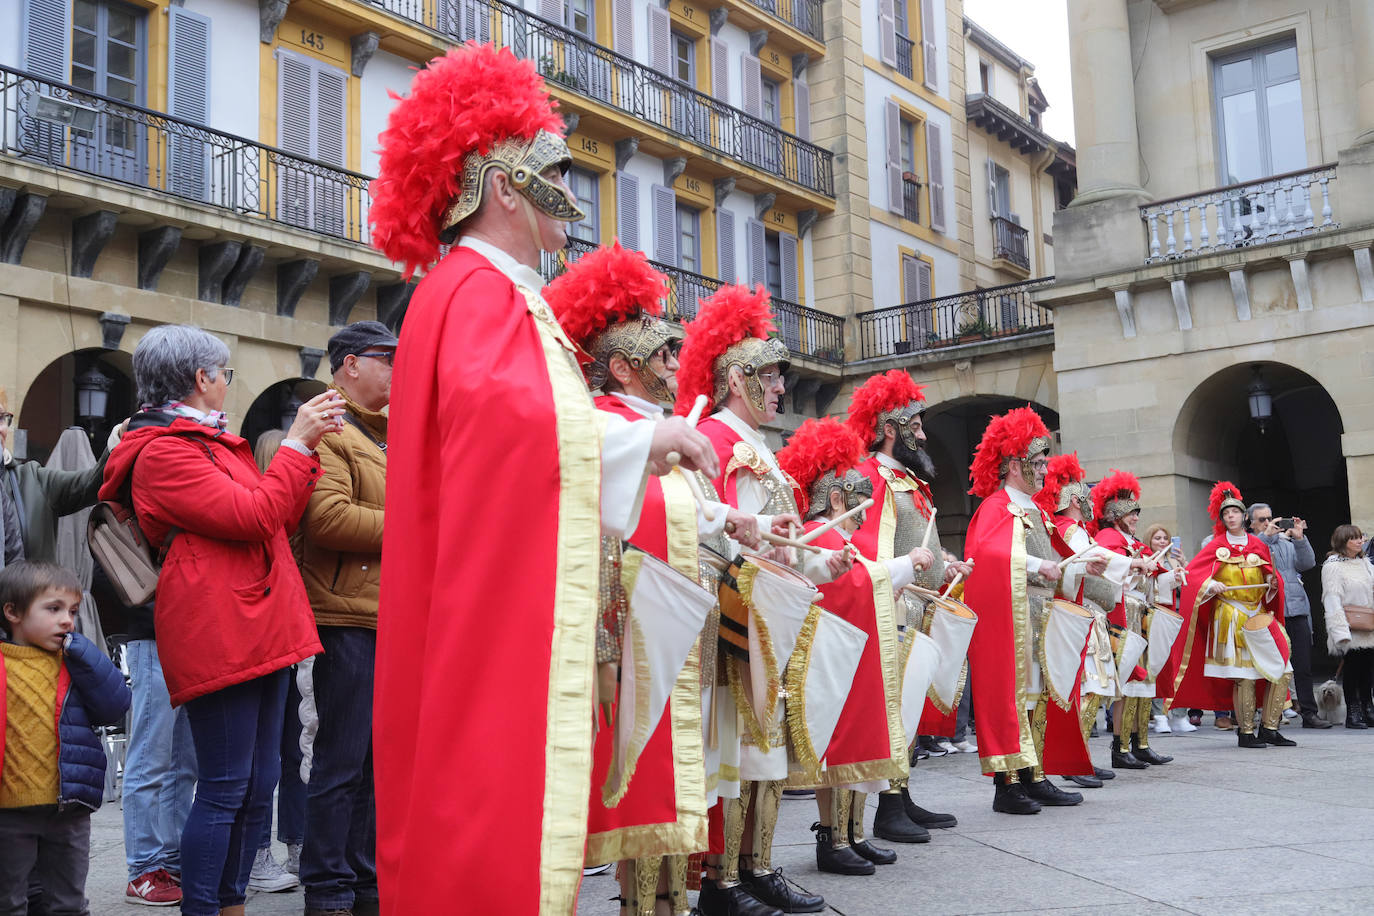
[100,324,344,916]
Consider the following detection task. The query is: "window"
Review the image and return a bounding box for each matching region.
[894,0,909,35]
[988,161,1011,218]
[566,0,594,37]
[1213,38,1306,184]
[764,230,783,299]
[1029,108,1042,130]
[979,60,990,95]
[672,32,695,84]
[675,203,700,273]
[277,50,349,237]
[568,167,600,242]
[761,79,781,127]
[71,0,146,182]
[899,118,916,174]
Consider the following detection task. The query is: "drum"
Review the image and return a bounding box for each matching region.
[1146,604,1184,678]
[1242,611,1292,683]
[1112,623,1148,688]
[787,609,868,775]
[901,631,942,746]
[924,595,978,716]
[699,546,749,662]
[1042,599,1094,710]
[735,554,821,739]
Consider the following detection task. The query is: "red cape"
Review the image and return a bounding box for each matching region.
[851,454,933,562]
[375,248,603,915]
[1093,526,1141,627]
[806,524,905,784]
[1167,534,1285,710]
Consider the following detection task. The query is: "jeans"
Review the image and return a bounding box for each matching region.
[1283,614,1318,717]
[258,665,306,849]
[0,807,91,916]
[301,627,378,908]
[952,680,971,742]
[122,639,197,880]
[180,669,288,916]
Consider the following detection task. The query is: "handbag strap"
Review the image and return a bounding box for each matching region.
[341,410,386,453]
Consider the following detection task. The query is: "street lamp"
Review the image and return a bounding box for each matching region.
[1247,365,1272,433]
[74,364,112,430]
[280,392,304,431]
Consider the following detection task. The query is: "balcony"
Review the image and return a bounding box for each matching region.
[1140,164,1338,265]
[741,0,824,42]
[0,64,371,244]
[854,276,1054,360]
[542,236,844,363]
[992,215,1029,270]
[895,34,915,81]
[364,0,834,198]
[901,173,920,223]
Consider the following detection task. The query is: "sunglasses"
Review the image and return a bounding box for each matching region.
[357,351,396,366]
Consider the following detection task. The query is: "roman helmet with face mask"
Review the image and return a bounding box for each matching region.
[845,369,928,454]
[674,284,789,421]
[545,242,680,404]
[370,44,585,278]
[968,406,1054,499]
[1034,452,1092,519]
[1091,470,1143,530]
[777,417,873,524]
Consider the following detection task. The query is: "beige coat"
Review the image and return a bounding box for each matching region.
[1321,554,1374,654]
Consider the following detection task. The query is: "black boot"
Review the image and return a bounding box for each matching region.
[991,772,1041,815]
[1346,701,1368,729]
[1131,735,1173,765]
[1237,730,1268,748]
[811,823,874,876]
[1362,698,1374,724]
[1019,769,1083,807]
[1065,773,1103,788]
[871,792,930,843]
[850,838,897,865]
[900,787,957,828]
[1094,765,1116,780]
[1259,726,1297,747]
[1110,735,1148,769]
[742,870,825,913]
[696,880,784,916]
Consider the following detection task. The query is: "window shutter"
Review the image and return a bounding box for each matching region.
[986,158,998,217]
[277,51,348,237]
[277,51,315,231]
[315,63,348,237]
[616,171,640,252]
[884,99,902,215]
[877,0,897,68]
[538,0,563,23]
[648,6,671,74]
[917,258,933,298]
[926,120,946,232]
[919,0,939,89]
[711,37,730,103]
[793,81,811,141]
[747,219,766,286]
[613,0,634,54]
[21,0,68,165]
[779,231,798,302]
[168,7,211,202]
[912,257,934,338]
[741,55,762,117]
[651,184,677,265]
[717,207,737,281]
[901,254,919,303]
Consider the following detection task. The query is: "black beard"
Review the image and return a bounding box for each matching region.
[893,438,937,480]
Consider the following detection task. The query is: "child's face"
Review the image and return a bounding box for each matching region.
[4,588,80,652]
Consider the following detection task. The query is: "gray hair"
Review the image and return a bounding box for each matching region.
[133,324,231,408]
[1247,502,1271,521]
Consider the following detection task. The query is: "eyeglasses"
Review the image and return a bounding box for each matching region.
[1030,459,1051,471]
[357,351,396,366]
[0,412,13,426]
[757,369,784,388]
[213,367,234,386]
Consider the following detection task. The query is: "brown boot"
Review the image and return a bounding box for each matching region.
[218,907,247,916]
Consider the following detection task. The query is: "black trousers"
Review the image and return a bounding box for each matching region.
[1342,648,1374,710]
[1284,615,1319,717]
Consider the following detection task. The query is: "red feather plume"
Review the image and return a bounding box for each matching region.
[545,242,667,350]
[370,44,565,278]
[1034,452,1085,517]
[777,417,868,517]
[845,370,926,443]
[674,285,776,417]
[968,407,1050,498]
[1208,480,1244,535]
[1090,469,1141,525]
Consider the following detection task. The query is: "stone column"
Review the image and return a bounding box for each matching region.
[1065,0,1144,203]
[1352,0,1374,147]
[1335,1,1374,228]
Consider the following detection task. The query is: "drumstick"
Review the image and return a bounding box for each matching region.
[919,505,937,551]
[795,498,876,545]
[1056,545,1098,567]
[942,558,973,597]
[663,394,709,467]
[902,583,942,599]
[677,466,719,522]
[757,530,823,554]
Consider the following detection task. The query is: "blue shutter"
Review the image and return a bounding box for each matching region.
[779,231,798,302]
[717,207,736,282]
[314,64,348,237]
[747,218,766,287]
[21,0,69,165]
[652,184,677,265]
[167,7,211,202]
[616,172,640,251]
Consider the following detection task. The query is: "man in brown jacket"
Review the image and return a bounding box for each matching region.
[298,321,394,916]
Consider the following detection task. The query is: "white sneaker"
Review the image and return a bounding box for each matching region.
[284,843,301,876]
[952,739,978,754]
[937,739,959,754]
[247,847,299,893]
[1282,708,1299,721]
[1151,714,1172,734]
[583,863,613,877]
[1172,714,1198,732]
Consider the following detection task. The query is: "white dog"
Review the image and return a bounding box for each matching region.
[1316,678,1346,726]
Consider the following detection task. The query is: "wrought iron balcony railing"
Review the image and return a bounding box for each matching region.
[992,215,1029,269]
[895,34,915,81]
[1140,163,1337,265]
[741,0,825,41]
[855,276,1054,360]
[365,0,834,197]
[542,236,844,363]
[901,174,920,223]
[0,64,372,245]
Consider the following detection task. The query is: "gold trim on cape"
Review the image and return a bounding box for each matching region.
[783,604,825,778]
[978,500,1039,774]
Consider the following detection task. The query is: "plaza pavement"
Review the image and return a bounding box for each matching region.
[85,714,1374,915]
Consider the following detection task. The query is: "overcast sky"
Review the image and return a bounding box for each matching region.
[963,0,1075,146]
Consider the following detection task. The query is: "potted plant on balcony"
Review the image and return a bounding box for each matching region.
[955,317,995,342]
[539,54,580,90]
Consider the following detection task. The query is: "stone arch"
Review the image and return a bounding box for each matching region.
[17,348,136,461]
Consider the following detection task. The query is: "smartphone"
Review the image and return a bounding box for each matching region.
[1170,536,1181,554]
[1276,518,1294,531]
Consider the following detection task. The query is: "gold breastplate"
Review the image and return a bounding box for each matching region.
[727,441,800,517]
[1214,549,1267,609]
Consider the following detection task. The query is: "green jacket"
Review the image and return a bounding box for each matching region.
[1,450,108,564]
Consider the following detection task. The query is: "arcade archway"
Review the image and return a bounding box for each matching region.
[18,348,135,462]
[240,378,329,452]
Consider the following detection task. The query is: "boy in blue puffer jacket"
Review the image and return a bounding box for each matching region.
[0,560,131,915]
